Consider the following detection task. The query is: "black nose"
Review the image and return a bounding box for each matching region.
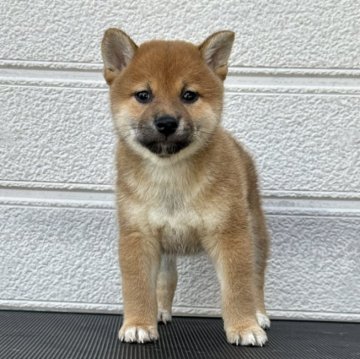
[154,116,179,136]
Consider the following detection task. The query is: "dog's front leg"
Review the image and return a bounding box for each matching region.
[118,231,160,343]
[206,229,268,347]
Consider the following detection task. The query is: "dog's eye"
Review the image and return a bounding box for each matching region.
[181,90,199,104]
[134,91,152,104]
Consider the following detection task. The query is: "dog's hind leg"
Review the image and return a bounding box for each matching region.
[248,181,270,330]
[156,255,178,323]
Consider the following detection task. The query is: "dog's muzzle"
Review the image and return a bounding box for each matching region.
[136,121,192,157]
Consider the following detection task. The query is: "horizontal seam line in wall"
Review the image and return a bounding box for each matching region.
[225,92,360,96]
[1,205,357,218]
[0,299,122,306]
[2,59,360,73]
[2,78,360,88]
[3,66,360,94]
[4,84,360,96]
[0,180,114,190]
[0,203,115,211]
[1,186,359,200]
[1,182,359,195]
[4,86,360,97]
[268,308,360,315]
[3,84,360,96]
[0,197,359,218]
[0,83,107,91]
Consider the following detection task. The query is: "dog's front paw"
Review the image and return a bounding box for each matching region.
[226,324,268,346]
[119,324,159,343]
[256,311,271,329]
[157,308,172,324]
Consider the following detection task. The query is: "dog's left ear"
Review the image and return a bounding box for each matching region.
[199,31,235,81]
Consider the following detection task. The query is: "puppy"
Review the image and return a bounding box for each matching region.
[101,28,270,346]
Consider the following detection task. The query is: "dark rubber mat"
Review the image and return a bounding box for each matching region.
[0,310,359,359]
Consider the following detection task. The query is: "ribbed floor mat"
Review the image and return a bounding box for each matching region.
[0,310,359,359]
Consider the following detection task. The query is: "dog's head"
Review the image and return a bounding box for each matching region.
[101,29,234,163]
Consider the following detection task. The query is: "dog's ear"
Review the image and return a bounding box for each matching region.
[199,31,235,81]
[101,28,138,85]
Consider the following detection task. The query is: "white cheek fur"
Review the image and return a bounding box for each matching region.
[112,105,219,165]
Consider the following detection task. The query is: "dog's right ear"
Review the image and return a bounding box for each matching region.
[101,28,138,85]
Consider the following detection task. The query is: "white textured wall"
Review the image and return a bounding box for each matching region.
[0,1,359,322]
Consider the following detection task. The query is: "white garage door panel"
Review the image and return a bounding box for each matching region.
[1,205,359,321]
[1,1,360,69]
[0,86,114,185]
[0,206,120,304]
[224,93,360,194]
[1,85,359,195]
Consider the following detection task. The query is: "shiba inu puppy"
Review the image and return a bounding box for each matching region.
[101,28,270,346]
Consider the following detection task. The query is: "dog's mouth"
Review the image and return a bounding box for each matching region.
[135,127,192,157]
[138,137,191,157]
[143,139,191,157]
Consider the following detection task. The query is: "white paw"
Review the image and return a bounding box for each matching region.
[118,325,158,343]
[256,311,271,329]
[226,325,268,347]
[157,309,172,324]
